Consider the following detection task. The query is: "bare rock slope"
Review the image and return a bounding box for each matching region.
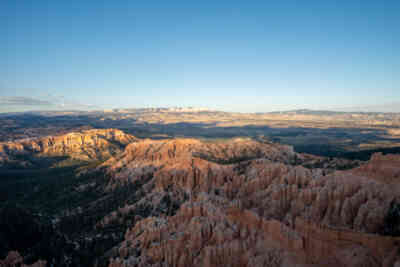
[1,130,398,266]
[102,137,400,267]
[0,129,137,167]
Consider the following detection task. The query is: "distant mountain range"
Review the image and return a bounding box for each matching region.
[266,109,348,115]
[266,108,400,115]
[1,96,399,114]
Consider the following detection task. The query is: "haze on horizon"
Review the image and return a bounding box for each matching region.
[1,1,399,113]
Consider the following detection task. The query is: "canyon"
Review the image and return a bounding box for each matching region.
[0,127,399,266]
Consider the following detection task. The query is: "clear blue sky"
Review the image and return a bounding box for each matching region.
[1,0,399,112]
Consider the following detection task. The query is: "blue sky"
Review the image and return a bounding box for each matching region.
[1,0,399,112]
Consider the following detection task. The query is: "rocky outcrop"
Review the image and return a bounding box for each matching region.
[103,139,400,267]
[0,129,137,167]
[2,132,398,266]
[103,139,393,234]
[108,193,400,267]
[102,137,356,185]
[351,153,400,186]
[109,195,289,267]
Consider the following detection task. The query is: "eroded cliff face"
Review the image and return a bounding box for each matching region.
[101,137,356,185]
[1,131,398,266]
[102,138,400,267]
[350,153,400,187]
[110,195,399,267]
[0,129,137,167]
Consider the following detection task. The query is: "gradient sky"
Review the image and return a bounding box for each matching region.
[1,0,399,112]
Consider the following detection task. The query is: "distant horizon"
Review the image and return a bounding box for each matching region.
[1,95,399,114]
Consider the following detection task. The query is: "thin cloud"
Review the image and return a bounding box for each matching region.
[0,94,102,112]
[0,96,54,106]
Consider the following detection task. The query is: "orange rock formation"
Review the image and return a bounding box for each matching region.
[102,137,400,267]
[0,129,137,166]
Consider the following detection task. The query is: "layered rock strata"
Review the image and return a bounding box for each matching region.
[102,138,400,266]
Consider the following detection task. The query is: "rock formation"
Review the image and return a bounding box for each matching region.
[0,129,137,167]
[1,129,399,266]
[350,153,400,187]
[102,137,400,267]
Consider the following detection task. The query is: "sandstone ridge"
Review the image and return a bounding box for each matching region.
[0,129,137,167]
